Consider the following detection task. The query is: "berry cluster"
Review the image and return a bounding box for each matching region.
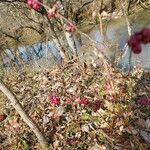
[26,1,75,33]
[49,95,101,112]
[27,0,42,11]
[128,28,150,54]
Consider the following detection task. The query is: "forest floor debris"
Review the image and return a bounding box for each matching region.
[0,62,150,150]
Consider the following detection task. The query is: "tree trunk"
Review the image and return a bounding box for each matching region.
[0,80,50,150]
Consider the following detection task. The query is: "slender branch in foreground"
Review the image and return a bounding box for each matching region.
[120,0,132,70]
[0,80,50,150]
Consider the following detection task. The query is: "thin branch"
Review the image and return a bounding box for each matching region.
[119,0,132,71]
[0,80,50,150]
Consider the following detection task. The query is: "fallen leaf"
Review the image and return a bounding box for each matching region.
[0,114,7,122]
[81,124,90,132]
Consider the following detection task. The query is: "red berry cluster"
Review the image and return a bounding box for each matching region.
[128,28,150,54]
[27,0,42,11]
[26,1,75,33]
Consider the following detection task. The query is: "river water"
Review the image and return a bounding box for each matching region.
[2,10,150,71]
[80,10,150,70]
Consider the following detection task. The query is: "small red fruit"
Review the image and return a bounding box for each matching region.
[66,23,74,33]
[128,27,150,54]
[48,9,56,18]
[27,0,33,6]
[128,35,141,47]
[132,44,142,54]
[26,0,42,11]
[32,2,41,10]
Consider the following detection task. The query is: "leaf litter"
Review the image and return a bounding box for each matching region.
[0,62,150,149]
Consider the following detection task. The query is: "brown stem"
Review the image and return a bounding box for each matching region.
[0,80,50,150]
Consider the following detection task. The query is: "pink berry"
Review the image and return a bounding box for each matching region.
[26,0,41,11]
[27,0,33,6]
[48,9,56,18]
[32,2,40,10]
[66,23,74,33]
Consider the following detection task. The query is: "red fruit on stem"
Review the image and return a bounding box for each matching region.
[128,35,141,47]
[32,3,41,10]
[132,44,142,54]
[26,0,41,11]
[27,0,33,6]
[128,27,150,54]
[66,23,74,33]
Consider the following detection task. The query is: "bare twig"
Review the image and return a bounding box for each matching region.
[0,80,50,150]
[119,0,132,71]
[98,13,103,39]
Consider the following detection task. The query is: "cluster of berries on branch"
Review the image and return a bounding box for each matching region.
[26,0,75,33]
[27,0,42,11]
[128,28,150,54]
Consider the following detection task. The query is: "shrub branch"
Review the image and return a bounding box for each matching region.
[0,79,50,150]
